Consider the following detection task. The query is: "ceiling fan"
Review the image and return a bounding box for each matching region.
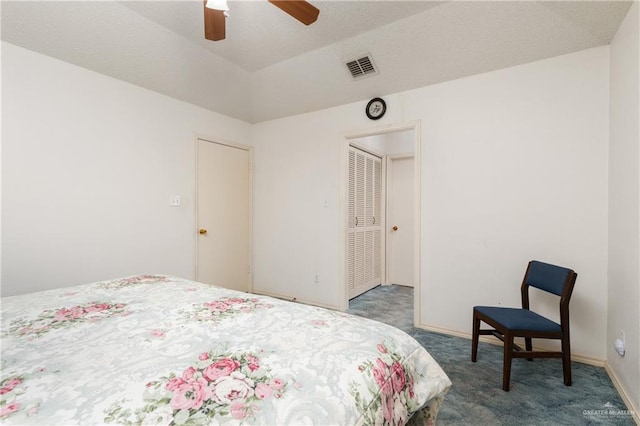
[204,0,319,42]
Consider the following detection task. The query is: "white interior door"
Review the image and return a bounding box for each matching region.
[196,138,251,292]
[388,156,414,287]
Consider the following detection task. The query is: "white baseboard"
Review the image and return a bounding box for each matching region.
[252,289,341,311]
[604,362,640,425]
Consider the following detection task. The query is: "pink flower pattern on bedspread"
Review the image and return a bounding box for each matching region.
[104,350,289,424]
[350,342,425,426]
[0,376,24,419]
[184,297,273,324]
[5,301,129,338]
[98,274,170,290]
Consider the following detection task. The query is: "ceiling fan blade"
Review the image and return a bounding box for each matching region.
[204,0,226,41]
[268,0,319,26]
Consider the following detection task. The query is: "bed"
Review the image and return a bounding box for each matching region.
[0,275,451,425]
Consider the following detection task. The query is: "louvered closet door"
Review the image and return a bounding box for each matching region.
[347,146,382,299]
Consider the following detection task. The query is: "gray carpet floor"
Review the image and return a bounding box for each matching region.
[347,284,635,426]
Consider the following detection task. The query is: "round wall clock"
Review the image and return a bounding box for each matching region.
[365,97,386,120]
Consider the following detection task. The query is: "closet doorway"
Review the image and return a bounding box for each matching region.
[346,145,383,299]
[343,122,421,325]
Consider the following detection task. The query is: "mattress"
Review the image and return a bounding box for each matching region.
[0,275,451,425]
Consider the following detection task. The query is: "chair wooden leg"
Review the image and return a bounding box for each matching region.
[525,337,533,361]
[471,313,480,362]
[503,333,513,391]
[562,336,572,386]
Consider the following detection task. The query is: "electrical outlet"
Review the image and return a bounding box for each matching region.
[314,274,320,284]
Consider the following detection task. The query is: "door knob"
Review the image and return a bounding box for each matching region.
[199,229,208,235]
[392,226,398,231]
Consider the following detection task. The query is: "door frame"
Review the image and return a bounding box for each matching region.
[340,121,422,327]
[194,135,253,291]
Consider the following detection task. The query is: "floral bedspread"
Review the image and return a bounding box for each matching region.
[0,275,451,425]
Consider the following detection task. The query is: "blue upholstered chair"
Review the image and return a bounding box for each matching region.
[471,260,577,391]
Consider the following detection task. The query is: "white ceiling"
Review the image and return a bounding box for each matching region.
[1,1,633,123]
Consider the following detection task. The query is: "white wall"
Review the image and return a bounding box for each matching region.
[1,40,618,364]
[608,1,640,414]
[250,105,354,307]
[1,42,252,296]
[252,46,610,360]
[415,48,610,361]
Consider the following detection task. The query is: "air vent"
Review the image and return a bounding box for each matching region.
[345,55,378,80]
